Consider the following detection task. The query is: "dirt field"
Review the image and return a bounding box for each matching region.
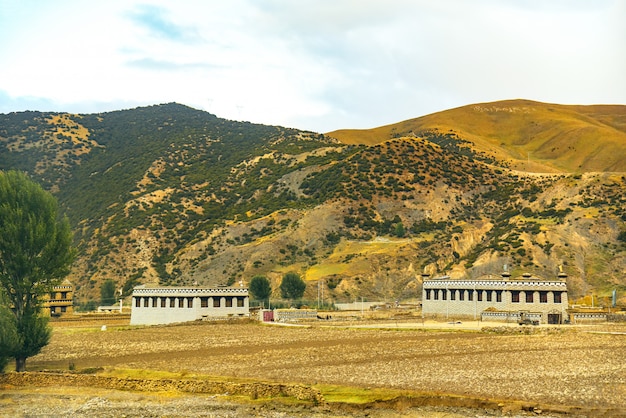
[2,318,626,417]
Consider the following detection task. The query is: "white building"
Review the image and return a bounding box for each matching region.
[130,285,249,325]
[422,270,569,324]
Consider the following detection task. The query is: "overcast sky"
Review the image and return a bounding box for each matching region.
[0,1,624,132]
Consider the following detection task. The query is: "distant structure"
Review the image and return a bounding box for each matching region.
[130,285,249,325]
[421,269,568,324]
[43,279,74,317]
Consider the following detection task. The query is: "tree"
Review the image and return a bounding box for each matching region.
[0,171,75,372]
[249,275,272,306]
[100,279,117,306]
[280,272,306,300]
[0,301,19,373]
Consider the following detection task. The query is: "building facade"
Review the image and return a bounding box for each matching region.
[43,279,74,317]
[130,285,249,325]
[422,271,568,324]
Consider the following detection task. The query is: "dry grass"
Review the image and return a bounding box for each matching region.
[327,99,626,172]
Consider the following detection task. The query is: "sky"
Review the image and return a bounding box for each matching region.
[0,0,624,133]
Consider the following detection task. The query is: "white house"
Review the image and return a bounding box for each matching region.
[422,270,568,324]
[130,285,249,325]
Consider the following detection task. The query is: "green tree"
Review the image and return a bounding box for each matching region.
[0,301,19,373]
[0,171,75,372]
[100,279,117,306]
[279,272,306,300]
[249,275,272,306]
[394,222,405,238]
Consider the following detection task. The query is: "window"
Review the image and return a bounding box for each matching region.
[433,289,439,300]
[151,297,157,307]
[135,297,140,308]
[178,297,184,308]
[486,291,493,302]
[213,297,221,308]
[160,298,166,308]
[61,292,68,299]
[525,291,533,303]
[187,298,193,308]
[425,289,431,300]
[539,291,548,303]
[170,298,175,308]
[496,291,502,302]
[143,297,149,307]
[477,290,483,302]
[511,291,520,303]
[442,289,447,300]
[450,290,456,300]
[61,306,67,312]
[553,292,562,303]
[467,290,473,301]
[225,297,233,307]
[201,297,209,308]
[459,290,464,301]
[237,297,244,307]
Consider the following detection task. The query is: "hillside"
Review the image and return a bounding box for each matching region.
[0,102,625,307]
[327,99,626,173]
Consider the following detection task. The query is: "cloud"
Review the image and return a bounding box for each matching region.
[0,0,623,132]
[126,4,200,43]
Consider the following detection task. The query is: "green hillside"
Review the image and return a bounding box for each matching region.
[1,102,624,307]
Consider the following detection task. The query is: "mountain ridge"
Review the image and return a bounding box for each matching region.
[327,99,626,173]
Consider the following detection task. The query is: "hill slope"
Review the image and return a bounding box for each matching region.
[0,102,624,307]
[327,99,626,173]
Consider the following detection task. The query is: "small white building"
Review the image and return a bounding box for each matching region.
[422,270,569,324]
[130,285,249,325]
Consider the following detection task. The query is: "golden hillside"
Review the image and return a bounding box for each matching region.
[327,99,626,173]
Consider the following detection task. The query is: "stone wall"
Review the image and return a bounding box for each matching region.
[0,372,325,404]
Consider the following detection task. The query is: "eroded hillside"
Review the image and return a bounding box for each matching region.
[0,102,624,306]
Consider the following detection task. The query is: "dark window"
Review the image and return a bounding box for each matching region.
[178,297,184,308]
[135,297,140,308]
[433,289,439,300]
[61,306,67,312]
[442,289,447,300]
[187,298,193,308]
[152,297,157,307]
[511,291,520,303]
[477,290,483,302]
[201,297,209,308]
[237,297,244,307]
[459,290,464,301]
[486,291,493,302]
[467,290,473,301]
[450,289,456,300]
[225,297,233,307]
[553,292,562,303]
[160,298,166,308]
[170,298,175,308]
[425,289,431,300]
[539,291,548,303]
[525,292,533,303]
[496,291,502,302]
[61,292,68,299]
[213,297,221,307]
[143,297,149,307]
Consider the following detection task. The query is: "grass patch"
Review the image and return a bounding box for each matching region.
[315,384,412,404]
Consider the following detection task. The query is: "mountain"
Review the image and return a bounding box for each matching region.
[0,101,624,307]
[327,99,626,173]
